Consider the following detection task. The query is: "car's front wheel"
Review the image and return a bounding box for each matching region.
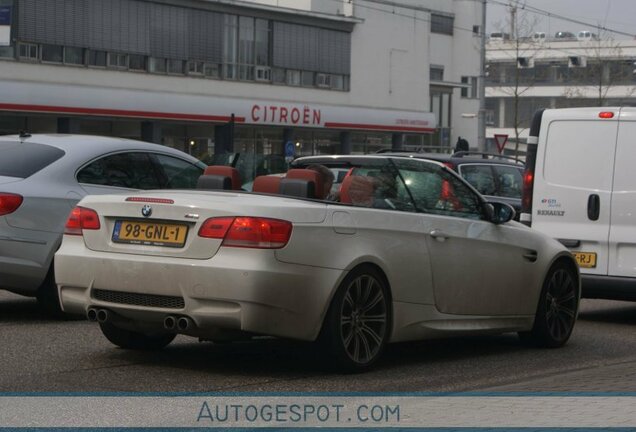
[99,322,176,350]
[321,266,391,371]
[519,262,579,347]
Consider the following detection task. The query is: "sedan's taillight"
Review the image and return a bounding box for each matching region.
[198,217,292,249]
[0,193,23,216]
[64,206,101,235]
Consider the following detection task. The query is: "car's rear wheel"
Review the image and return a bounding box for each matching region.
[99,322,176,350]
[321,266,391,371]
[519,262,579,347]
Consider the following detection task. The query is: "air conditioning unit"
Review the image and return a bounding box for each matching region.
[517,57,534,68]
[255,66,271,81]
[568,56,587,68]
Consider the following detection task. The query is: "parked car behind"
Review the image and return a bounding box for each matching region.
[56,154,579,371]
[378,151,524,218]
[0,134,205,315]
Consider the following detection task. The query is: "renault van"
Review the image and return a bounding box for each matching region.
[522,107,636,300]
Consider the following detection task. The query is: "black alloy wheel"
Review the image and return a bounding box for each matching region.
[322,266,390,371]
[519,262,579,348]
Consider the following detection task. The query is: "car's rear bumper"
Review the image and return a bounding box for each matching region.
[55,236,343,341]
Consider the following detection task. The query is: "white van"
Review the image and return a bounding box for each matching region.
[521,107,636,300]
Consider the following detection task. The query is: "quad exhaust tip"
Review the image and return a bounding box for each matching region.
[96,309,109,323]
[87,308,109,323]
[163,316,176,330]
[177,317,192,331]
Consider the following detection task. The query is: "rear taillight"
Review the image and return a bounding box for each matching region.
[198,217,292,249]
[522,169,534,212]
[64,206,101,235]
[0,193,23,216]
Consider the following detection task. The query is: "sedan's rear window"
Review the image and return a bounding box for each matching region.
[0,141,65,178]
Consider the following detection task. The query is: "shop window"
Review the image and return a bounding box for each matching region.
[18,43,38,61]
[286,69,300,86]
[167,59,184,74]
[301,71,314,87]
[108,53,127,69]
[41,44,63,63]
[87,50,107,67]
[0,46,13,58]
[204,63,220,78]
[129,54,146,71]
[188,61,204,75]
[316,73,331,88]
[149,57,167,74]
[332,74,345,90]
[272,68,285,84]
[64,47,84,65]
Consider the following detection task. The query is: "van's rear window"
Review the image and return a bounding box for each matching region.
[0,141,65,178]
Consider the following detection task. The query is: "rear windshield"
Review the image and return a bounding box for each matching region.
[0,141,65,178]
[459,164,523,199]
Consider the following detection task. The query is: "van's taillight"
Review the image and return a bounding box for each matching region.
[522,169,535,213]
[64,207,101,235]
[0,193,23,216]
[198,217,292,249]
[599,111,615,119]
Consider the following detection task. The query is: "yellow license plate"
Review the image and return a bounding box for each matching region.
[573,252,597,268]
[113,220,188,248]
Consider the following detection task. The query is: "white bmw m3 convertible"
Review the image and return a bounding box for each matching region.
[55,155,580,370]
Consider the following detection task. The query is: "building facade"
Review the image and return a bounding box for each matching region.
[0,0,483,180]
[486,35,636,157]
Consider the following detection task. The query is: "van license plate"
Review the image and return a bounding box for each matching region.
[113,220,188,248]
[573,252,597,268]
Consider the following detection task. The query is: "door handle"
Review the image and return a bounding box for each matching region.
[587,194,600,221]
[429,229,449,242]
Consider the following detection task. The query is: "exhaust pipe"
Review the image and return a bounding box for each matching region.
[163,316,176,330]
[177,317,192,331]
[86,308,98,322]
[96,309,109,323]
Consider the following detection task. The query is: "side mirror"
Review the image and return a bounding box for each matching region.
[484,202,515,225]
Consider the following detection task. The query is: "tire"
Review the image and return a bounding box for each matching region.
[320,265,391,372]
[99,322,176,350]
[519,262,579,348]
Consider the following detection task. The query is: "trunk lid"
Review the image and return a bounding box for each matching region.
[79,190,327,260]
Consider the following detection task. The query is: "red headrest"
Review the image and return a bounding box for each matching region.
[203,166,241,190]
[253,175,282,194]
[340,176,376,207]
[286,169,324,199]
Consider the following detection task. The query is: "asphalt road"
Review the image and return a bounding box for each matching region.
[1,290,636,393]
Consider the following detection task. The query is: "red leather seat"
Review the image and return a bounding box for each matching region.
[202,166,242,190]
[285,169,324,199]
[253,175,282,194]
[340,176,376,207]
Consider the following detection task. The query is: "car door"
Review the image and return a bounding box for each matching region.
[608,110,636,278]
[532,114,618,276]
[393,158,536,316]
